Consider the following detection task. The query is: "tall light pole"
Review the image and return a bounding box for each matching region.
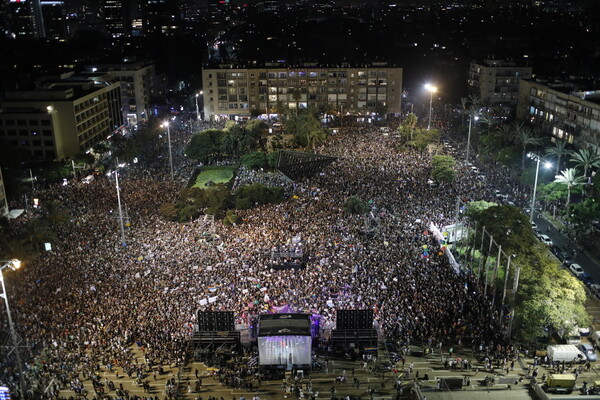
[161,121,174,180]
[528,152,552,222]
[0,259,27,399]
[107,164,127,247]
[425,83,437,130]
[195,93,200,120]
[466,114,479,163]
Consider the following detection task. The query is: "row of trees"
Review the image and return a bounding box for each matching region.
[159,181,284,223]
[458,96,600,231]
[465,202,589,342]
[0,200,68,261]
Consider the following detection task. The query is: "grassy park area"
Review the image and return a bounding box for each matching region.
[192,166,236,188]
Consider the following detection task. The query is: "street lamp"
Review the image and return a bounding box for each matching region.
[466,114,479,163]
[161,121,174,180]
[107,163,127,246]
[528,152,552,222]
[0,259,27,399]
[425,83,437,130]
[195,93,200,120]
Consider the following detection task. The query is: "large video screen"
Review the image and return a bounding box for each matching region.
[258,335,312,365]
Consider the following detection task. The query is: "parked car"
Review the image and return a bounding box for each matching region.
[534,230,544,238]
[579,273,594,285]
[538,234,553,246]
[569,263,585,278]
[579,343,598,362]
[531,221,538,230]
[550,245,562,257]
[590,284,600,298]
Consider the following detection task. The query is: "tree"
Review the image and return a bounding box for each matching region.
[185,129,225,163]
[23,220,55,252]
[565,198,600,236]
[397,113,418,142]
[246,119,268,151]
[478,109,495,135]
[465,200,498,221]
[469,204,535,256]
[554,168,585,207]
[240,152,268,169]
[545,140,570,175]
[459,97,468,127]
[511,122,542,170]
[342,196,368,215]
[43,200,70,225]
[410,128,440,150]
[0,238,35,261]
[285,112,326,150]
[569,148,600,179]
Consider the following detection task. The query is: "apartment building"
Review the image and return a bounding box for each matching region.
[468,60,532,107]
[201,63,403,119]
[517,79,600,151]
[0,75,122,160]
[86,61,155,126]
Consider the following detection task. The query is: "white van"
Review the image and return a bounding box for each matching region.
[547,344,585,363]
[591,331,600,349]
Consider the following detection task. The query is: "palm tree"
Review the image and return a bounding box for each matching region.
[512,122,542,170]
[478,110,495,135]
[545,140,569,175]
[569,148,600,179]
[24,220,56,252]
[43,200,70,225]
[554,168,585,207]
[0,237,35,261]
[460,97,468,127]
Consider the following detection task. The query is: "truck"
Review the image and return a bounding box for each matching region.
[547,344,585,363]
[543,373,576,394]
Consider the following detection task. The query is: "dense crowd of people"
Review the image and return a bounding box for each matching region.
[1,118,526,398]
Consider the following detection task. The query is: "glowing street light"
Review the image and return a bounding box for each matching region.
[425,83,437,130]
[161,121,174,180]
[466,114,479,163]
[0,259,26,399]
[528,152,553,222]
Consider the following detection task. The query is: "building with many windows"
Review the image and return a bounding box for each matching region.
[0,73,122,160]
[85,61,155,125]
[468,60,532,107]
[201,63,402,119]
[517,79,600,151]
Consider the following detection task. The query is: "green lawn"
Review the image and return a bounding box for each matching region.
[193,166,236,188]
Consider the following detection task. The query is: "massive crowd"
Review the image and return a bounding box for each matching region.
[1,118,528,398]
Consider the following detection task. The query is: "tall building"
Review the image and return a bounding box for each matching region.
[141,0,180,35]
[468,60,532,107]
[201,63,403,119]
[0,72,122,160]
[517,79,600,152]
[41,0,66,40]
[85,61,156,125]
[103,0,126,37]
[30,0,45,38]
[5,0,35,38]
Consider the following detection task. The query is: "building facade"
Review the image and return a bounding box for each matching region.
[201,64,403,119]
[468,60,532,107]
[0,75,122,160]
[86,61,155,125]
[517,79,600,152]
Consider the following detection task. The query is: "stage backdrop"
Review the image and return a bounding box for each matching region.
[257,313,312,366]
[258,336,312,365]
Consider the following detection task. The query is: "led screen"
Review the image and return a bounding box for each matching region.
[258,335,312,365]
